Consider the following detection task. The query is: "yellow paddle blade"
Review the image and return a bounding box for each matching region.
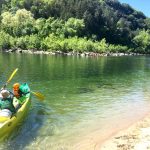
[7,68,18,84]
[31,91,45,101]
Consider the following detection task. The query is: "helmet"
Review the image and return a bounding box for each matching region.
[1,90,10,98]
[13,83,20,90]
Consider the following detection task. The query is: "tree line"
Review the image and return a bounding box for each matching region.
[0,0,150,53]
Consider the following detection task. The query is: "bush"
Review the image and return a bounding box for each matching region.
[108,44,129,53]
[16,35,41,50]
[0,31,14,50]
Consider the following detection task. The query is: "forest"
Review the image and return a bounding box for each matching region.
[0,0,150,53]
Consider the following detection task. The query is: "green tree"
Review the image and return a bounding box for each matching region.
[1,9,35,36]
[0,31,14,50]
[145,18,150,30]
[133,30,150,53]
[63,18,85,37]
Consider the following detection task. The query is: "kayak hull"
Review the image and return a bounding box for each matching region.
[0,94,31,141]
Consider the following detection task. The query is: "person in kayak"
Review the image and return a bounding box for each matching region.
[13,83,30,105]
[13,83,20,98]
[0,89,16,117]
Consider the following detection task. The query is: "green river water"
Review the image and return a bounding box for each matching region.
[1,53,150,149]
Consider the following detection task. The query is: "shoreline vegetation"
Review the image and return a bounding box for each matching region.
[0,0,150,54]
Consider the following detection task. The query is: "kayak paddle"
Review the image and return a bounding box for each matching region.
[3,68,18,89]
[1,68,44,101]
[31,91,45,101]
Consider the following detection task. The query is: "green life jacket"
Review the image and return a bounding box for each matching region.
[19,83,30,96]
[0,97,16,113]
[18,83,30,104]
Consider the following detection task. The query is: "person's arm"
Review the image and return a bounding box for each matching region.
[0,100,2,110]
[9,91,14,97]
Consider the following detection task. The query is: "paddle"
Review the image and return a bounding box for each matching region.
[3,68,18,89]
[31,91,45,101]
[1,68,44,101]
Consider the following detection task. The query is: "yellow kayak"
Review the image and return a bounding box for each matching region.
[0,93,31,141]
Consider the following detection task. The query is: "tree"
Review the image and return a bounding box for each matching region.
[0,31,14,50]
[63,18,85,37]
[133,30,150,53]
[145,18,150,30]
[1,9,35,36]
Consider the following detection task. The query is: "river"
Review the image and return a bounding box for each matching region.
[1,53,150,149]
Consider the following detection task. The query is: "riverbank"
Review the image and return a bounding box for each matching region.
[4,49,145,57]
[100,113,150,150]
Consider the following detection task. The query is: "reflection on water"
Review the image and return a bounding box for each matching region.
[1,53,150,149]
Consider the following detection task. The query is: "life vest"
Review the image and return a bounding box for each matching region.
[17,83,30,104]
[13,83,30,98]
[0,97,16,114]
[19,83,30,96]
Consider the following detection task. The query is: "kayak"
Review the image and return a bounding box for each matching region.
[0,92,31,141]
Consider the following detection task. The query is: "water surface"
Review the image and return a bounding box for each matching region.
[1,53,150,149]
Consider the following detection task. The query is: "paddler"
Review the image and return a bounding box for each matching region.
[0,89,16,117]
[13,83,30,104]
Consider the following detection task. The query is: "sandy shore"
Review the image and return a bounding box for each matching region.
[100,114,150,150]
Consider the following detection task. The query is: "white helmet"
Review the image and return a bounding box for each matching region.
[0,90,10,99]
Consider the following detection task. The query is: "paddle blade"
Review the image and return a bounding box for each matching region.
[7,68,18,84]
[31,91,45,101]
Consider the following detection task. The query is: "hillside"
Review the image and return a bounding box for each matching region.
[0,0,150,53]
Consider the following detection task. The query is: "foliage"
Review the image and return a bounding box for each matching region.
[0,31,14,50]
[16,35,41,50]
[63,18,85,37]
[43,35,110,53]
[0,0,150,53]
[108,44,129,53]
[133,30,150,53]
[1,9,35,36]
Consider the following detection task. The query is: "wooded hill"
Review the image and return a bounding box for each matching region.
[0,0,150,53]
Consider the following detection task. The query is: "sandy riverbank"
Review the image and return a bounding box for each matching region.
[100,114,150,150]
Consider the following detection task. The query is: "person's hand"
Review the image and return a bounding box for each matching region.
[0,87,4,91]
[1,86,6,91]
